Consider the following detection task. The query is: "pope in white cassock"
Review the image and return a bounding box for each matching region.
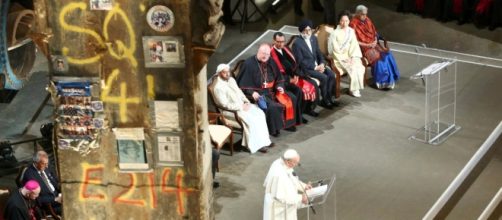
[263,149,311,220]
[212,64,272,153]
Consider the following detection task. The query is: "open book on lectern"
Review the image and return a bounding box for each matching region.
[306,184,328,199]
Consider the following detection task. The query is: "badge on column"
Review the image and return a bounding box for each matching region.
[146,5,174,32]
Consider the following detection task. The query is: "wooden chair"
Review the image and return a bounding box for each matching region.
[314,24,343,98]
[15,164,28,188]
[43,203,61,220]
[230,60,245,80]
[208,112,234,156]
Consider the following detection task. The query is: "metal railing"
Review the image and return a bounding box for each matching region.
[423,121,502,220]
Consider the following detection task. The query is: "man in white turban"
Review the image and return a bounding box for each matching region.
[212,63,272,153]
[263,149,311,220]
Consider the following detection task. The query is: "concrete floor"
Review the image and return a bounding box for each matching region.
[209,0,502,220]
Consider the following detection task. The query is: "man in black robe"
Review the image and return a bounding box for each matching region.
[270,32,319,119]
[237,43,295,137]
[4,180,42,220]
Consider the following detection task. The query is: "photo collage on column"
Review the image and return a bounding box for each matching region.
[54,81,106,151]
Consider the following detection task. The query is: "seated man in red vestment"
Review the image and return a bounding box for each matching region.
[270,31,319,120]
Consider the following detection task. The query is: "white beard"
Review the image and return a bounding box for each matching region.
[301,33,311,40]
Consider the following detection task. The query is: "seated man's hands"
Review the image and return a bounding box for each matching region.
[370,40,378,48]
[55,194,62,203]
[252,91,260,101]
[314,63,325,73]
[290,76,299,84]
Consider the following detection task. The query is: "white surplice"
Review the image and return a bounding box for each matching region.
[213,76,271,153]
[263,158,306,220]
[328,26,366,92]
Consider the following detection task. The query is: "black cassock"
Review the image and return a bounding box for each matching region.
[237,56,295,135]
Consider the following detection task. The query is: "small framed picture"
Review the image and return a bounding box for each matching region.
[90,0,113,10]
[114,128,149,170]
[117,140,146,163]
[155,132,183,166]
[142,36,185,68]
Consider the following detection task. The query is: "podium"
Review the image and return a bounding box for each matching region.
[299,175,337,220]
[409,60,461,145]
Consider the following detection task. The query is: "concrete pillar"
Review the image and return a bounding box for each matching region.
[33,0,224,219]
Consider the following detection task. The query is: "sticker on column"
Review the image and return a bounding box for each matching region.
[90,0,113,10]
[146,5,174,32]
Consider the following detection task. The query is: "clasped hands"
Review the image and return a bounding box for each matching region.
[314,63,325,73]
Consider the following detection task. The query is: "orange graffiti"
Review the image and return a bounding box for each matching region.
[79,165,195,215]
[80,163,106,201]
[148,173,157,209]
[161,169,197,216]
[112,173,147,207]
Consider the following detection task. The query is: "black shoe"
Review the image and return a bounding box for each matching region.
[319,102,333,110]
[302,117,309,124]
[285,126,297,132]
[330,101,340,107]
[306,111,319,117]
[213,182,220,188]
[267,143,275,148]
[241,147,251,153]
[271,131,280,137]
[258,147,269,153]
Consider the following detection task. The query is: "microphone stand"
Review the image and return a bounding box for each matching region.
[303,184,317,215]
[292,171,316,216]
[300,179,316,215]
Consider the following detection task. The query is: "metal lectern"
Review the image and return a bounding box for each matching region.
[410,60,461,145]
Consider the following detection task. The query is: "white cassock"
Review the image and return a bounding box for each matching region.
[328,26,366,92]
[263,158,306,220]
[213,76,272,153]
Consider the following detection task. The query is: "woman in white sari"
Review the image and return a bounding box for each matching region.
[328,11,366,97]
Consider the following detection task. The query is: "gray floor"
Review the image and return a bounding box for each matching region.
[210,1,502,220]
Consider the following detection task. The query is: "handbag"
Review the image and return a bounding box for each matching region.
[364,47,381,65]
[257,96,267,110]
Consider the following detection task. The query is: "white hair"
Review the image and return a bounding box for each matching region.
[33,150,48,163]
[355,5,368,14]
[283,149,299,160]
[216,63,230,74]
